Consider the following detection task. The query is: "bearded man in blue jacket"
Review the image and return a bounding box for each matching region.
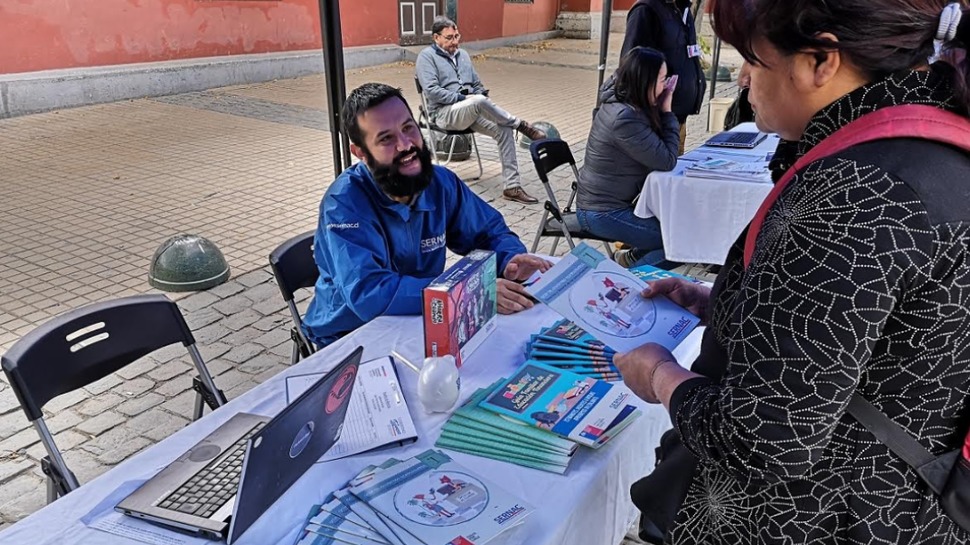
[302,82,550,348]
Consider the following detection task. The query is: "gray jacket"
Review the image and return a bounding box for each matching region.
[577,81,680,211]
[415,45,486,118]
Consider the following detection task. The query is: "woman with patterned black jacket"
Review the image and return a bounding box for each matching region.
[614,0,970,544]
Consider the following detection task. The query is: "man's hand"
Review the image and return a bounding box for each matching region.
[497,278,536,315]
[641,278,710,323]
[503,254,552,282]
[613,343,678,404]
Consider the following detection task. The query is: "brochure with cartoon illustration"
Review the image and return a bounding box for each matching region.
[348,450,532,545]
[478,361,641,448]
[525,243,700,353]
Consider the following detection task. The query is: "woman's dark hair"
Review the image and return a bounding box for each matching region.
[710,0,970,115]
[614,46,667,131]
[341,82,412,147]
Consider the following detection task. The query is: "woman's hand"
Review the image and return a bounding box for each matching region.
[641,277,710,323]
[614,343,678,403]
[659,74,678,113]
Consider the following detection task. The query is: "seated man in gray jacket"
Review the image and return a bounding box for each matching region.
[415,16,545,205]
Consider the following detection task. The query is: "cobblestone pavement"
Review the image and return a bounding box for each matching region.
[0,36,741,535]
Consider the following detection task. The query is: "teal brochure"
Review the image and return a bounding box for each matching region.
[479,360,640,448]
[525,243,700,352]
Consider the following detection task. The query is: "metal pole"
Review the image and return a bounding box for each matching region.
[705,35,722,131]
[318,0,351,176]
[708,34,722,101]
[595,0,614,108]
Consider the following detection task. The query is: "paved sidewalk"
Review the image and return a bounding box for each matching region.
[0,37,741,532]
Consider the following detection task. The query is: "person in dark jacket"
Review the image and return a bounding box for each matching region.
[614,0,970,543]
[621,0,706,153]
[577,47,680,268]
[722,61,754,131]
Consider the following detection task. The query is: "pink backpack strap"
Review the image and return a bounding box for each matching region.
[743,105,970,269]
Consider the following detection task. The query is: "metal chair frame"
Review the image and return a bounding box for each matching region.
[269,230,319,364]
[1,294,226,502]
[528,138,616,258]
[413,77,483,181]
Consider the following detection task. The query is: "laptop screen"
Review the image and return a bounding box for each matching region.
[227,346,363,543]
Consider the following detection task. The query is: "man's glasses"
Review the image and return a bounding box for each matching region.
[437,33,461,42]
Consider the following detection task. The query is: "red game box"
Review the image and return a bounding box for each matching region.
[422,250,498,367]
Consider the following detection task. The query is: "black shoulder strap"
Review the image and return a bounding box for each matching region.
[847,394,958,494]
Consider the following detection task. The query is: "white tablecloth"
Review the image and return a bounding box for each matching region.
[634,123,779,265]
[0,305,704,545]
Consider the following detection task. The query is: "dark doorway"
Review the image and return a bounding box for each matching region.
[399,0,445,45]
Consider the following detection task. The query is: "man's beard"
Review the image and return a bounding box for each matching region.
[365,142,434,199]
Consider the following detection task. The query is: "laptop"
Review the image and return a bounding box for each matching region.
[117,346,363,543]
[704,131,768,149]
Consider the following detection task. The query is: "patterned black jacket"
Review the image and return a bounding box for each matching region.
[668,67,970,544]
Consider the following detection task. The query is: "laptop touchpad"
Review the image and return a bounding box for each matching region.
[188,444,222,462]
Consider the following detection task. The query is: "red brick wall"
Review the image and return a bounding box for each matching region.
[457,0,505,41]
[0,0,398,74]
[0,0,561,75]
[503,0,561,36]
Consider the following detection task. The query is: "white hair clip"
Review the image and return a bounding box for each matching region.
[937,2,963,42]
[930,2,963,63]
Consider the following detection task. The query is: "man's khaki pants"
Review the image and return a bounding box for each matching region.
[433,95,522,189]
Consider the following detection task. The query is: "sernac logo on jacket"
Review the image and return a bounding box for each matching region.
[420,233,446,253]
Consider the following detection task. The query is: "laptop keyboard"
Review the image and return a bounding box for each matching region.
[724,132,758,143]
[158,422,266,519]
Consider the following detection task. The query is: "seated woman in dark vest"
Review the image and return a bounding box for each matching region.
[576,46,680,269]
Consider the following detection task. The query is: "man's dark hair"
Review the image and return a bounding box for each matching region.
[431,16,457,36]
[341,83,413,148]
[614,46,667,132]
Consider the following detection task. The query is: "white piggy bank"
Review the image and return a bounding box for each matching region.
[417,355,460,413]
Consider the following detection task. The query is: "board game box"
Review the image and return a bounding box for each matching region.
[423,250,497,367]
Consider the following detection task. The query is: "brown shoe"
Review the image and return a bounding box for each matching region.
[502,187,539,204]
[516,121,546,142]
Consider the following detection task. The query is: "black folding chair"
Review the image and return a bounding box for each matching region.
[528,138,616,258]
[1,294,226,502]
[413,77,483,180]
[269,230,318,364]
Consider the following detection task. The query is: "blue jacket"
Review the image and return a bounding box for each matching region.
[302,162,527,347]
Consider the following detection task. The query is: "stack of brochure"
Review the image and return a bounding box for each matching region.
[519,264,699,383]
[435,382,579,474]
[684,157,770,182]
[524,319,619,381]
[525,243,700,354]
[477,361,642,449]
[295,449,533,545]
